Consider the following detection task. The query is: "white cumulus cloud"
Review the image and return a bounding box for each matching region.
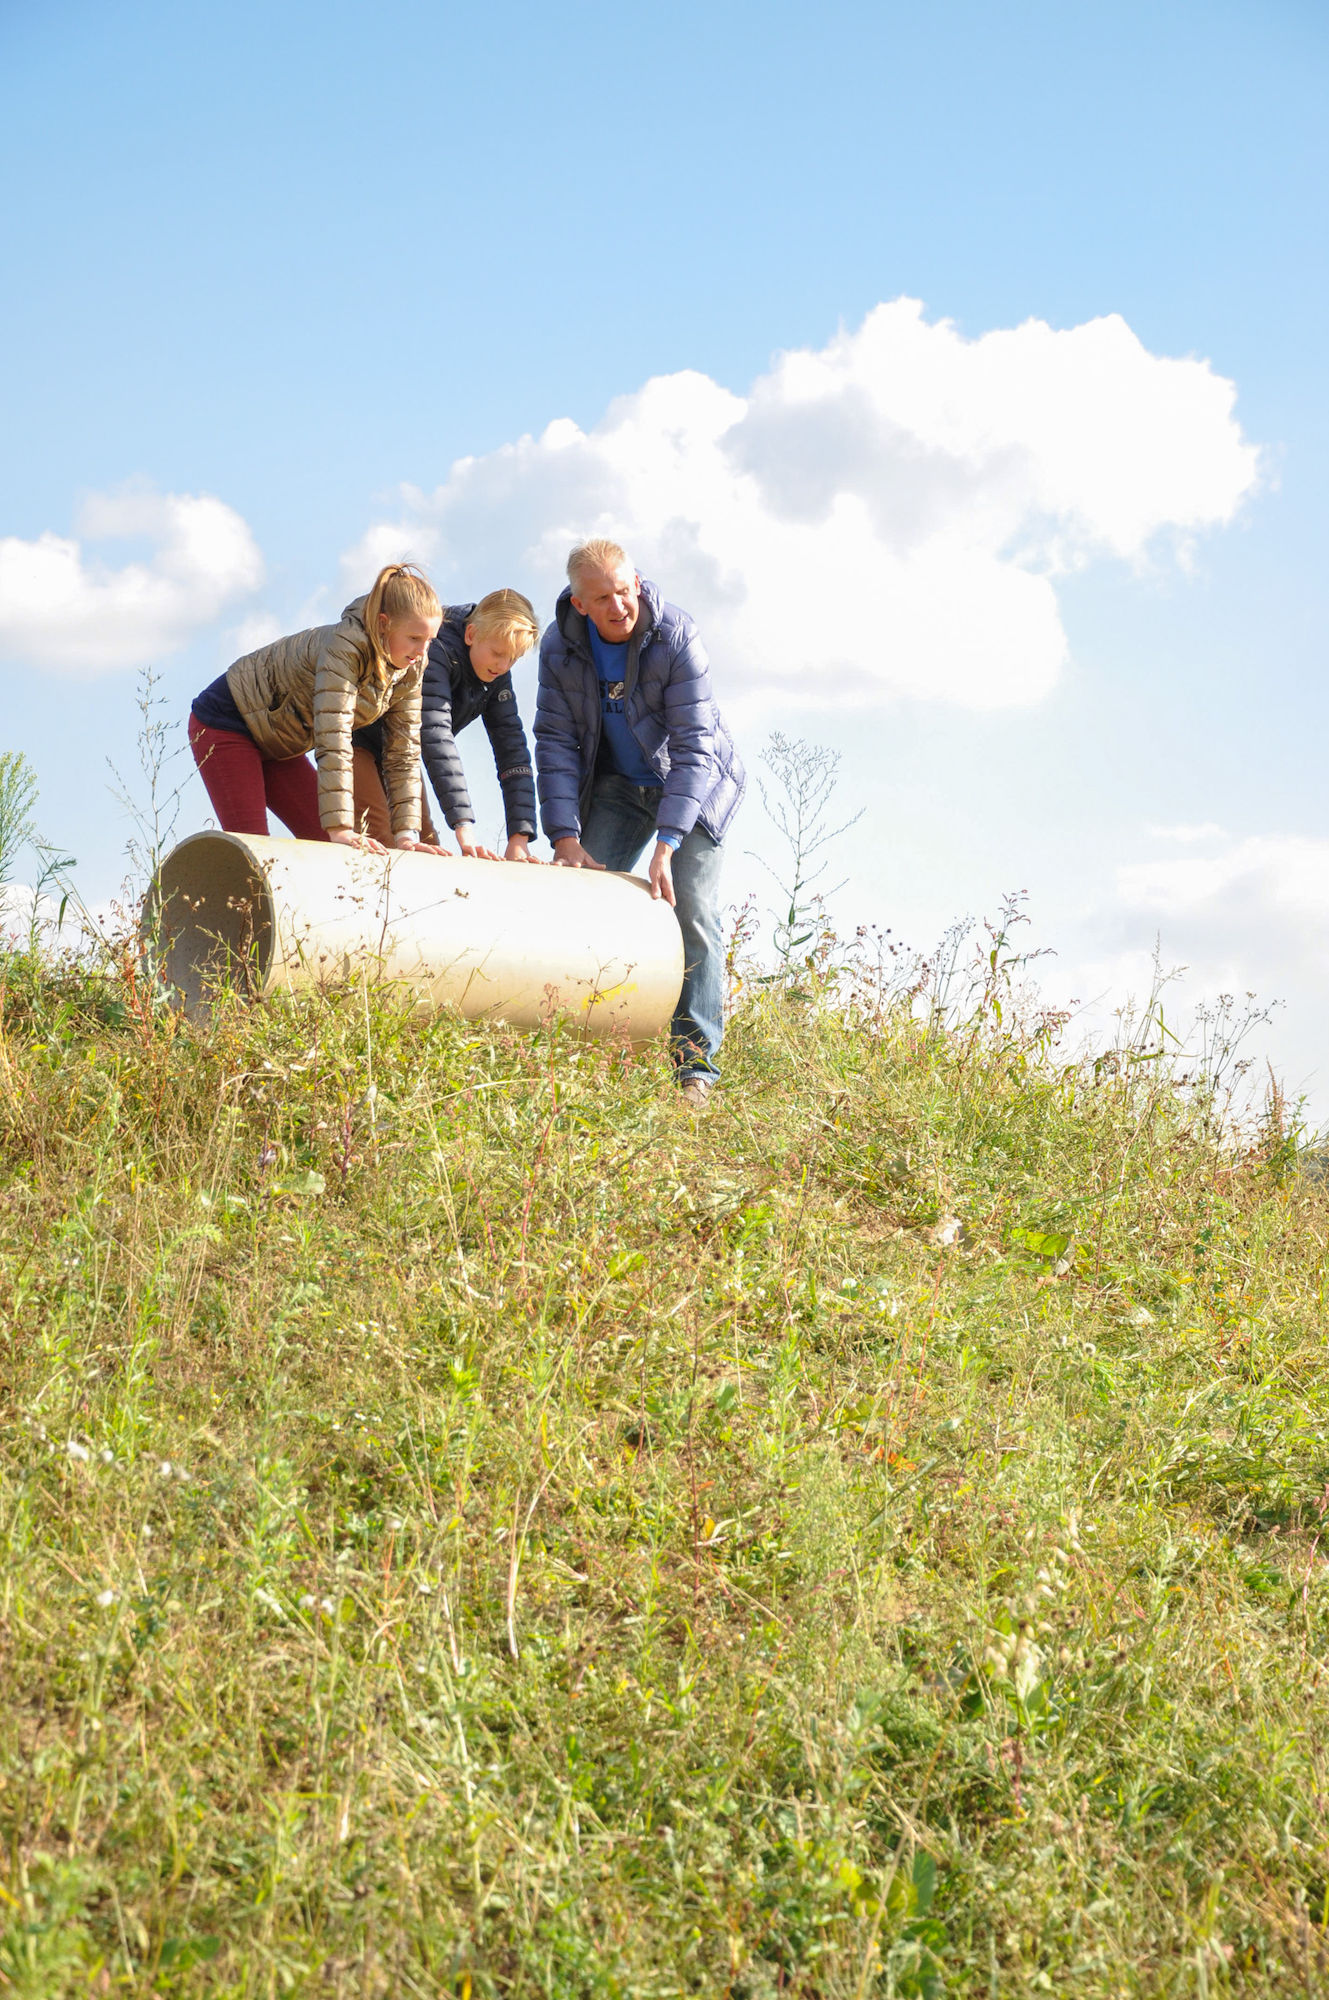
[345,299,1259,711]
[0,486,264,674]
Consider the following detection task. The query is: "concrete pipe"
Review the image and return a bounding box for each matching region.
[144,831,684,1044]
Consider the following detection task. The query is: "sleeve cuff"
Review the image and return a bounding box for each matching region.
[655,830,683,852]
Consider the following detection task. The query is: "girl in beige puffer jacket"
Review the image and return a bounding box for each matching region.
[188,563,449,856]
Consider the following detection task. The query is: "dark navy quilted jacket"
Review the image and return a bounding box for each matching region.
[354,606,536,836]
[534,579,746,845]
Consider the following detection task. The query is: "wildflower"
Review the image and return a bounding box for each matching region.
[95,1588,116,1608]
[100,1447,114,1464]
[65,1440,91,1462]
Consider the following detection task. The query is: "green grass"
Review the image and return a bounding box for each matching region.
[3,946,1329,1996]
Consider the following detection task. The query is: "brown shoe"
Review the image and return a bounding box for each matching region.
[679,1078,714,1110]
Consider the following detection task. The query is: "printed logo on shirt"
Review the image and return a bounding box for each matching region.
[604,680,625,701]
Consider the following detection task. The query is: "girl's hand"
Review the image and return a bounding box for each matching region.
[329,827,389,856]
[388,834,451,859]
[454,822,500,861]
[503,835,542,864]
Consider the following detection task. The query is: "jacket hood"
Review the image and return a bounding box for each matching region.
[340,595,370,630]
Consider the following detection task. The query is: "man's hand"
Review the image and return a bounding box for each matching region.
[648,841,676,907]
[552,837,605,871]
[454,822,500,860]
[408,841,453,859]
[504,834,543,863]
[329,827,388,856]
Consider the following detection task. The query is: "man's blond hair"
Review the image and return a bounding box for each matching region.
[567,538,633,592]
[468,588,539,660]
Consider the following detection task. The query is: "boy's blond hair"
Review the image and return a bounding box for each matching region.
[566,538,632,591]
[468,588,539,661]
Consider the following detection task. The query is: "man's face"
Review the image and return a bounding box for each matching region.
[571,562,640,642]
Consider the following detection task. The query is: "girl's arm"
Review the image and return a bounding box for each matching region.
[377,675,428,849]
[312,637,386,848]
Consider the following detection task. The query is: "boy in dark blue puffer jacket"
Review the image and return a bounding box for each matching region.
[352,591,540,859]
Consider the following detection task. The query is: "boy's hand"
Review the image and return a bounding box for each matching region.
[454,822,500,861]
[648,841,676,907]
[504,834,542,863]
[552,837,605,871]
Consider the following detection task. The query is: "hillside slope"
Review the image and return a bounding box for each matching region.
[2,958,1328,1997]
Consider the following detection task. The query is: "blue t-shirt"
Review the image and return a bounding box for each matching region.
[588,624,657,789]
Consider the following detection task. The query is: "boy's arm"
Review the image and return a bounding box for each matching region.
[419,653,480,844]
[481,679,537,846]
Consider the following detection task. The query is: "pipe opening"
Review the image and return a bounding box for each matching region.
[145,833,275,1015]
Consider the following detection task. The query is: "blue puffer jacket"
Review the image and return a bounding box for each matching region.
[354,606,536,837]
[534,579,746,845]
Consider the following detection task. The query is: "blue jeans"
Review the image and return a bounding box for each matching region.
[581,773,726,1082]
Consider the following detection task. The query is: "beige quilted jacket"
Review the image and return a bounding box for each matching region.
[225,597,423,834]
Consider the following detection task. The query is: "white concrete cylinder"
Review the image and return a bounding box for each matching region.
[145,831,684,1044]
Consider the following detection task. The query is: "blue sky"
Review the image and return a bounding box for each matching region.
[3,0,1327,1099]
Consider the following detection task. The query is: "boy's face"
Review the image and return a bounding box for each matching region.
[571,562,640,642]
[465,624,519,682]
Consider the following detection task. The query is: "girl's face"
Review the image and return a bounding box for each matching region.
[380,612,439,671]
[464,623,522,683]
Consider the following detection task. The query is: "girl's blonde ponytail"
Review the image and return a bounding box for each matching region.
[362,562,442,682]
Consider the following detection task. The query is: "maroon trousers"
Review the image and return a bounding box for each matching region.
[188,716,328,841]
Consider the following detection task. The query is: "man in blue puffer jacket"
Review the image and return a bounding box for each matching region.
[535,538,746,1104]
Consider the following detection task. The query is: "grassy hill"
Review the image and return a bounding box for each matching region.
[2,940,1328,1997]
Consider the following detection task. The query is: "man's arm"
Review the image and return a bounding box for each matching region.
[654,623,717,842]
[533,631,588,848]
